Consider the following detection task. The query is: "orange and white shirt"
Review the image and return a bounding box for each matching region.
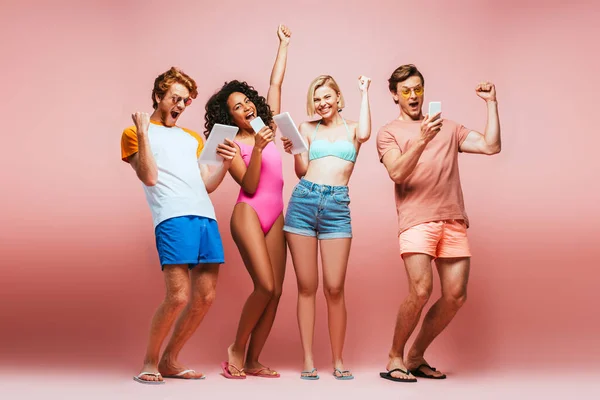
[121,120,216,228]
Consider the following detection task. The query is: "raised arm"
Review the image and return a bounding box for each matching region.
[356,75,372,143]
[459,82,501,155]
[380,114,442,184]
[127,112,158,186]
[266,24,291,117]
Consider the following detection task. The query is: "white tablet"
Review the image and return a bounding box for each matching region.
[198,124,239,165]
[273,112,308,154]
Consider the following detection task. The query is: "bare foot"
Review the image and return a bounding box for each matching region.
[405,352,445,378]
[158,358,204,379]
[385,357,414,381]
[226,344,246,377]
[135,363,163,383]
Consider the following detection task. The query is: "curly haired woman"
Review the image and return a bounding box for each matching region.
[204,24,291,379]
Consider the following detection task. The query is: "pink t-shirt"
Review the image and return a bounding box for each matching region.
[376,118,471,235]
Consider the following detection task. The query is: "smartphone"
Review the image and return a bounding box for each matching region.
[428,101,442,117]
[250,116,266,133]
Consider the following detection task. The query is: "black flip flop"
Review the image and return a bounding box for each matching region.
[409,364,446,379]
[379,368,417,383]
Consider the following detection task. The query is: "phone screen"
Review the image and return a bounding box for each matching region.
[428,101,442,116]
[250,117,266,133]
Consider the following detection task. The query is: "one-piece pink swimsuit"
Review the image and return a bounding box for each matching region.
[235,141,284,234]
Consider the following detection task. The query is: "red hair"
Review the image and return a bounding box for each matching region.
[152,67,198,109]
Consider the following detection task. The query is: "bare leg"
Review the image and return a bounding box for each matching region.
[406,257,470,377]
[158,263,220,379]
[227,203,275,377]
[320,238,353,378]
[136,265,190,382]
[386,253,433,380]
[287,232,319,378]
[245,214,287,375]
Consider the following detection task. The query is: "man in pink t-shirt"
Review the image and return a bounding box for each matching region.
[376,64,501,382]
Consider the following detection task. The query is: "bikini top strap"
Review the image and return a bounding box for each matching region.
[341,116,353,142]
[311,120,321,141]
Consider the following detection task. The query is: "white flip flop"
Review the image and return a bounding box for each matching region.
[133,372,165,385]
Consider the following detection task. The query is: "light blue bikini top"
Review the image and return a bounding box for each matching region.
[308,117,357,163]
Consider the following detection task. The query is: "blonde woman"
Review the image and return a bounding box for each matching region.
[281,75,371,380]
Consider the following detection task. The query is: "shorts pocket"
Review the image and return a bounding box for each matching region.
[291,185,310,198]
[332,191,350,205]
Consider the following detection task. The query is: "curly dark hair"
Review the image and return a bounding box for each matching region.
[204,80,274,137]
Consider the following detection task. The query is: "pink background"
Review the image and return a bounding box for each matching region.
[2,0,599,376]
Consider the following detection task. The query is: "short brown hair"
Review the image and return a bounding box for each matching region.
[152,67,198,109]
[306,75,345,116]
[388,64,424,103]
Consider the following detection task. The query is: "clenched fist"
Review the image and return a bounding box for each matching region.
[358,75,371,92]
[131,112,150,135]
[277,24,292,45]
[475,81,497,102]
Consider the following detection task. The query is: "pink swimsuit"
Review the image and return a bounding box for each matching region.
[235,141,284,234]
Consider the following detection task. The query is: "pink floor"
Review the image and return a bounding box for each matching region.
[2,367,597,399]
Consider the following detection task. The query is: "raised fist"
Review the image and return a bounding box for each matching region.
[277,24,291,44]
[358,75,371,92]
[131,112,150,134]
[475,81,497,102]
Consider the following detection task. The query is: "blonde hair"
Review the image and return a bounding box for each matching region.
[306,75,345,116]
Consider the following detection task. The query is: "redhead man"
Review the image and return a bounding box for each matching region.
[121,67,237,384]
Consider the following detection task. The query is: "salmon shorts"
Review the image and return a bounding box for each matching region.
[399,219,471,259]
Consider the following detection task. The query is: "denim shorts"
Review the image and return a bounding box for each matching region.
[283,178,352,239]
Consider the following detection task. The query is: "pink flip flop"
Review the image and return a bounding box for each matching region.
[245,367,280,378]
[221,361,246,379]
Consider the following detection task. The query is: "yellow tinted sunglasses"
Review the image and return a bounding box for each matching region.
[400,85,424,99]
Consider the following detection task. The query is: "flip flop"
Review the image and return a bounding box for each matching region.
[333,368,354,380]
[221,361,246,379]
[409,364,446,379]
[162,369,205,380]
[379,368,417,383]
[245,367,280,378]
[133,372,166,385]
[300,368,319,380]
